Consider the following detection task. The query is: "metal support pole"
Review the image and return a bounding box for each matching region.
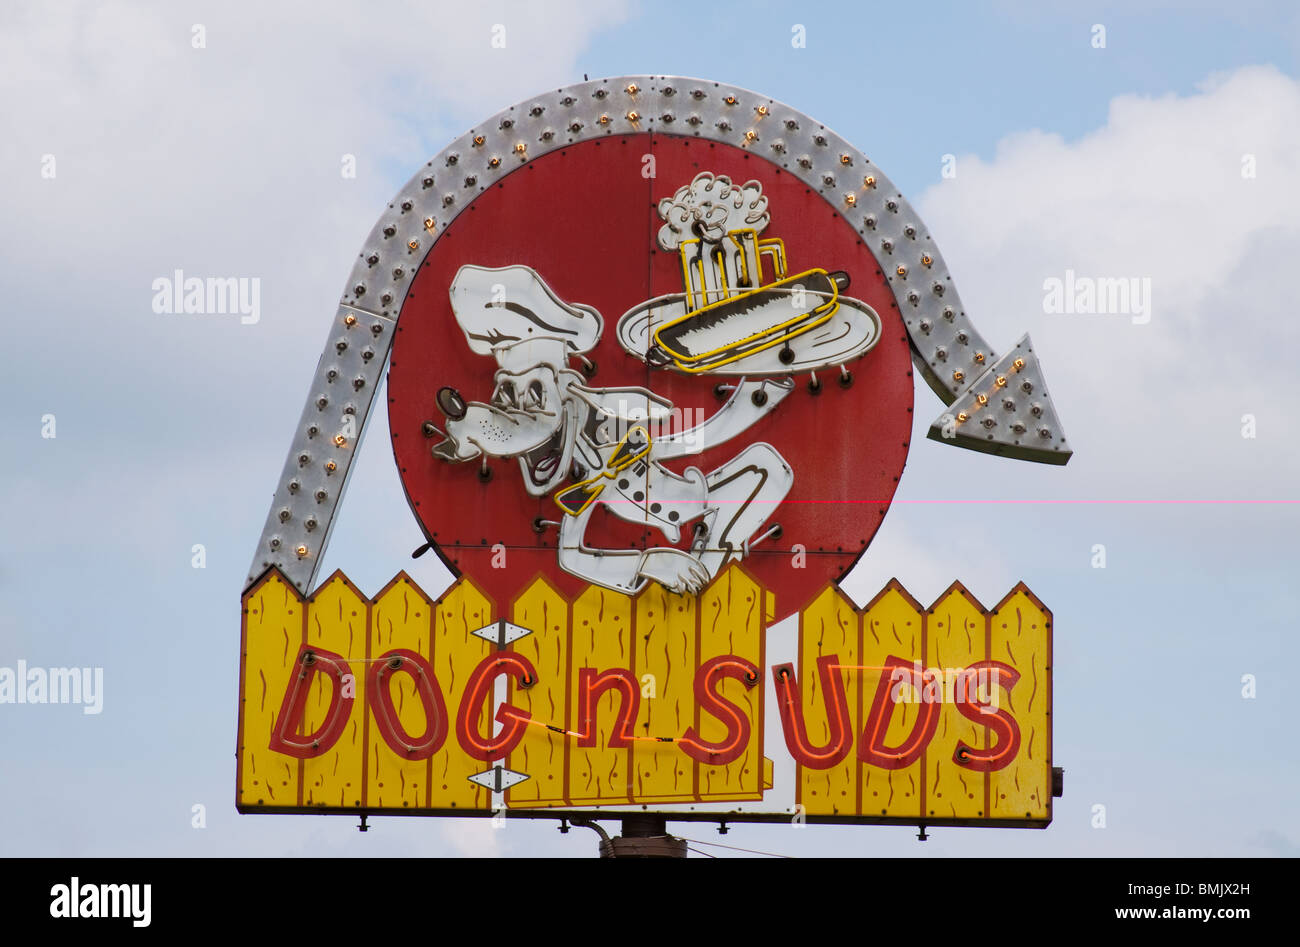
[598,814,687,858]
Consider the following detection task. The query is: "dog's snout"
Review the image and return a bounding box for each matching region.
[437,386,467,421]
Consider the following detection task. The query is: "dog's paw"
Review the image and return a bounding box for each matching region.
[637,548,711,595]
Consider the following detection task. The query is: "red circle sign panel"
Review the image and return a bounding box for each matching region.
[389,135,911,617]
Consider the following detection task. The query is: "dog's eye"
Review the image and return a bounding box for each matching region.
[492,382,517,408]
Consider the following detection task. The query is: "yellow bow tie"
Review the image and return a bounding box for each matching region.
[554,425,652,516]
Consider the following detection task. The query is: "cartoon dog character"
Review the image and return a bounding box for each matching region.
[430,264,794,595]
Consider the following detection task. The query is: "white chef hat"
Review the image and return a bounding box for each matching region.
[448,264,603,361]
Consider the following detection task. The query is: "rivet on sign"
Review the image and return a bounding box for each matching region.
[334,435,347,447]
[957,412,969,423]
[400,200,412,212]
[976,393,988,406]
[446,154,458,165]
[755,105,768,116]
[626,83,639,94]
[864,175,876,188]
[886,199,898,212]
[881,239,893,253]
[814,134,827,146]
[896,265,907,277]
[598,114,610,126]
[270,537,281,549]
[627,111,639,122]
[278,509,290,523]
[904,226,916,238]
[724,95,737,105]
[744,129,756,141]
[845,193,856,206]
[296,545,308,558]
[353,283,365,296]
[935,346,947,360]
[919,319,932,334]
[1039,426,1052,438]
[529,105,544,116]
[305,518,317,531]
[365,254,378,266]
[407,239,419,251]
[381,292,392,305]
[995,375,1007,387]
[344,314,357,326]
[943,307,956,321]
[473,135,485,146]
[307,425,318,437]
[383,226,395,237]
[336,340,347,353]
[326,369,338,381]
[298,452,310,465]
[362,349,374,361]
[840,154,851,165]
[953,370,965,383]
[353,376,366,390]
[514,143,527,155]
[974,352,985,363]
[288,480,300,492]
[316,396,328,409]
[393,266,404,279]
[422,176,434,188]
[371,323,383,335]
[541,129,554,140]
[921,254,933,266]
[314,490,327,502]
[982,417,996,429]
[464,175,477,187]
[822,174,835,186]
[569,122,583,133]
[1013,358,1026,371]
[325,462,337,473]
[442,195,454,206]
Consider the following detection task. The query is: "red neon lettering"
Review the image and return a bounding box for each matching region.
[367,649,449,760]
[455,652,536,762]
[269,645,354,759]
[952,661,1021,771]
[679,656,759,766]
[772,656,853,770]
[858,656,940,769]
[576,668,639,748]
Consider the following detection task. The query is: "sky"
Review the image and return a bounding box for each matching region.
[2,0,1298,858]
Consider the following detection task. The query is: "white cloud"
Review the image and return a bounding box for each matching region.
[912,65,1300,501]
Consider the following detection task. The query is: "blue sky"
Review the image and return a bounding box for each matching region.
[2,0,1298,857]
